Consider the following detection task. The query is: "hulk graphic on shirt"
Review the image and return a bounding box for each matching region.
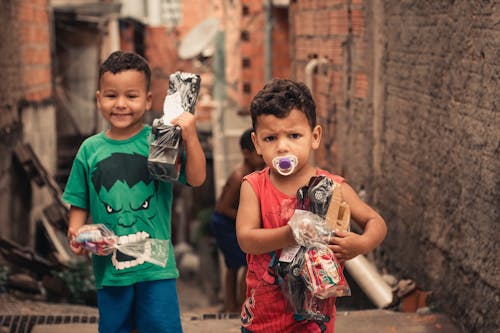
[91,152,165,272]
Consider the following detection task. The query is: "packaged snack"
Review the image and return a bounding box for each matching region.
[148,72,201,181]
[277,175,351,322]
[72,224,169,267]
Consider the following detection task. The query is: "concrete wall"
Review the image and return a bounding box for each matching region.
[378,2,498,332]
[0,0,56,246]
[290,1,499,332]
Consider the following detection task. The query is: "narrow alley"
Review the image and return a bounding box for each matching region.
[0,275,463,333]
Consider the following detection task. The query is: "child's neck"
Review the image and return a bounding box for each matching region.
[269,164,317,197]
[106,124,144,140]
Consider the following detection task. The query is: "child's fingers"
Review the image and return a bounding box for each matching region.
[333,230,348,238]
[69,241,85,255]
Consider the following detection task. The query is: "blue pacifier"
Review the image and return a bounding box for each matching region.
[272,155,298,176]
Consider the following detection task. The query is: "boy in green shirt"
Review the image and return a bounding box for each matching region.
[62,50,206,332]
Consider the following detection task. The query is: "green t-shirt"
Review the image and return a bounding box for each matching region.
[62,125,184,289]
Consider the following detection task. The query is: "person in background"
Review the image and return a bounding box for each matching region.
[210,128,265,313]
[236,79,387,332]
[63,50,206,333]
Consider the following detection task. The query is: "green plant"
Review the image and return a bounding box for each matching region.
[0,265,9,290]
[52,261,96,304]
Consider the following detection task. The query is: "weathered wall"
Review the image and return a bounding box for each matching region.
[290,1,499,332]
[378,1,499,332]
[0,0,55,246]
[0,0,25,243]
[289,0,372,189]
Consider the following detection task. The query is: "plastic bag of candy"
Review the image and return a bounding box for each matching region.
[301,244,350,299]
[276,175,351,322]
[71,224,169,267]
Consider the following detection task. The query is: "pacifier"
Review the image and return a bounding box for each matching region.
[272,155,298,176]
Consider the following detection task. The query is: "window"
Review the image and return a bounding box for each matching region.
[242,57,251,68]
[243,82,252,94]
[241,30,250,41]
[242,5,250,16]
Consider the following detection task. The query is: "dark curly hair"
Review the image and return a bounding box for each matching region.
[239,128,256,152]
[249,79,316,130]
[98,50,151,90]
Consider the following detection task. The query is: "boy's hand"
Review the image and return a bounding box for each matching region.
[328,230,366,262]
[170,112,197,141]
[67,228,85,256]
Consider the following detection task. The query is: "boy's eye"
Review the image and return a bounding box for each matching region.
[263,136,275,142]
[290,133,300,139]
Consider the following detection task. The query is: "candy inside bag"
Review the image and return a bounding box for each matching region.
[73,224,116,256]
[276,175,351,321]
[301,245,351,298]
[72,224,169,268]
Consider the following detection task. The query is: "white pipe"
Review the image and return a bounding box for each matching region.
[345,255,393,308]
[304,59,319,92]
[304,58,329,93]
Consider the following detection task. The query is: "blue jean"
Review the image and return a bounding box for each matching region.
[97,279,182,333]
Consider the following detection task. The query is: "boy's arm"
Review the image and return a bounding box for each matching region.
[329,182,387,261]
[171,112,206,187]
[215,169,243,219]
[236,180,296,254]
[67,206,89,255]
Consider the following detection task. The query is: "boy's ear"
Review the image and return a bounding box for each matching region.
[311,125,322,150]
[146,91,153,111]
[251,132,262,155]
[96,90,101,109]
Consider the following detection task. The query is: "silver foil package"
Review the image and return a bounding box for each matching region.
[148,72,201,182]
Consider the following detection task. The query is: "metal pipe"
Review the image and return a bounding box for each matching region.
[264,0,273,82]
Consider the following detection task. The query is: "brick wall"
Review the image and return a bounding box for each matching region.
[378,2,498,332]
[18,0,52,102]
[0,0,24,242]
[290,1,499,332]
[0,0,54,245]
[290,0,371,185]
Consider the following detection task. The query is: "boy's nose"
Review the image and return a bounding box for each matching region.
[276,138,289,153]
[115,96,127,108]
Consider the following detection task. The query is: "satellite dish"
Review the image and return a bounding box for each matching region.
[178,17,219,59]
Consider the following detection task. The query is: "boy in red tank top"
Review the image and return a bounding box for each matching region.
[236,79,387,333]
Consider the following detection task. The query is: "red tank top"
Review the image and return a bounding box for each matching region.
[240,167,344,333]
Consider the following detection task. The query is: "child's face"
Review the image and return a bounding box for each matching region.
[96,70,152,136]
[252,108,321,177]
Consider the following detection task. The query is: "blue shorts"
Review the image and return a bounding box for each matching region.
[97,279,182,333]
[210,212,247,269]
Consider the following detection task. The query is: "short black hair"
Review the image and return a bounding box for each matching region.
[249,78,316,130]
[239,128,256,152]
[98,50,151,90]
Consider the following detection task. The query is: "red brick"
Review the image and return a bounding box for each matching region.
[329,9,349,36]
[354,72,368,98]
[351,9,364,36]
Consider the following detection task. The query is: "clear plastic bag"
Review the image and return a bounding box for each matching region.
[148,72,200,182]
[301,244,350,298]
[277,175,351,322]
[72,224,169,267]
